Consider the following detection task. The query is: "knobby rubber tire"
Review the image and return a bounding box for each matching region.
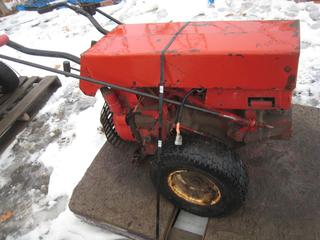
[150,134,248,217]
[0,61,19,93]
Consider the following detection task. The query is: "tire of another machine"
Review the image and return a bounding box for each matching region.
[150,135,248,217]
[0,61,19,93]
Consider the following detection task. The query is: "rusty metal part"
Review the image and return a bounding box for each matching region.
[244,109,293,142]
[167,170,221,206]
[179,107,288,145]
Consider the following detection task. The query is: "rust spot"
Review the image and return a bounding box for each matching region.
[167,50,178,54]
[191,22,215,27]
[284,66,292,73]
[189,48,200,53]
[224,31,247,35]
[290,20,300,30]
[228,53,244,58]
[290,21,300,38]
[285,75,296,91]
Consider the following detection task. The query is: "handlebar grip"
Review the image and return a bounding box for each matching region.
[0,34,9,47]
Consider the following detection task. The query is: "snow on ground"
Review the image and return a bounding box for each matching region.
[0,0,319,239]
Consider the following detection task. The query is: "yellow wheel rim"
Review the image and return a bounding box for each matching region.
[167,170,221,206]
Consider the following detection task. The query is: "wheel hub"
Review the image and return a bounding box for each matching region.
[167,170,221,206]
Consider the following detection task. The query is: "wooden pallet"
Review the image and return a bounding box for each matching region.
[0,76,61,138]
[69,104,320,240]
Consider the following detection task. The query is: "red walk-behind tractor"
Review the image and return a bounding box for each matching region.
[0,3,300,219]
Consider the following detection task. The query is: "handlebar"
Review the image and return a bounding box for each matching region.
[6,39,80,64]
[37,3,109,35]
[37,2,123,34]
[0,34,80,64]
[0,35,9,47]
[37,2,65,14]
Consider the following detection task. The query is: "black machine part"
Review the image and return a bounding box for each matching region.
[38,2,108,34]
[96,8,123,25]
[37,2,123,35]
[100,102,123,146]
[63,61,80,74]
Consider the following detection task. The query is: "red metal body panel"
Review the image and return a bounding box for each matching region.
[80,20,299,110]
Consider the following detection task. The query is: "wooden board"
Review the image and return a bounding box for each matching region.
[69,105,320,240]
[69,143,177,240]
[0,76,61,137]
[168,228,202,240]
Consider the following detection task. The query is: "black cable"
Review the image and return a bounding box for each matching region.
[175,88,197,124]
[96,9,123,25]
[155,21,190,240]
[7,40,80,64]
[0,54,249,125]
